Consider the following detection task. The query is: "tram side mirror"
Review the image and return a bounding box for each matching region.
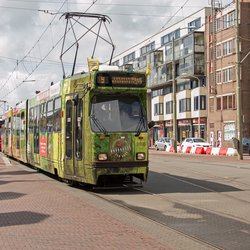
[148,121,155,129]
[73,94,79,106]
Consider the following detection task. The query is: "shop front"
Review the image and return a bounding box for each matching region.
[150,123,164,145]
[165,120,173,138]
[178,119,192,143]
[192,117,207,139]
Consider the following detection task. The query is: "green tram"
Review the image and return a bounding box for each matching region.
[2,69,149,186]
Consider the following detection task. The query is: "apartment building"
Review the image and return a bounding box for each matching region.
[112,8,212,144]
[206,0,250,147]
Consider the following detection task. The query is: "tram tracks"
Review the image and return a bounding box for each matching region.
[90,175,250,250]
[167,161,250,189]
[89,159,250,250]
[150,154,250,201]
[91,187,223,250]
[160,171,250,206]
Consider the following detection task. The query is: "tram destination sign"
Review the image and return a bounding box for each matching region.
[96,72,146,87]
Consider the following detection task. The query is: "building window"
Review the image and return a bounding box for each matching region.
[140,41,155,55]
[228,95,235,109]
[216,44,221,58]
[194,95,206,111]
[228,11,235,27]
[194,96,199,111]
[165,101,173,114]
[163,85,172,95]
[216,17,221,32]
[222,15,228,29]
[174,29,180,39]
[222,67,234,83]
[209,98,214,112]
[222,11,235,30]
[188,17,201,32]
[216,97,221,110]
[161,29,180,46]
[179,98,191,113]
[152,89,163,97]
[216,71,221,84]
[222,39,235,56]
[123,52,135,64]
[154,103,163,115]
[222,95,236,110]
[223,96,227,110]
[200,95,206,110]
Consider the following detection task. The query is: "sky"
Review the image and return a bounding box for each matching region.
[0,0,233,110]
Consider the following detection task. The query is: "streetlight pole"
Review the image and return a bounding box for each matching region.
[179,73,202,138]
[236,0,243,160]
[172,36,177,153]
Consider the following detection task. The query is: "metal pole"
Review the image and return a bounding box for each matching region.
[179,74,201,138]
[198,78,201,138]
[172,36,177,153]
[236,0,243,160]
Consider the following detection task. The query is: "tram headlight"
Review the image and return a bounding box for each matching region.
[98,153,108,161]
[136,152,145,160]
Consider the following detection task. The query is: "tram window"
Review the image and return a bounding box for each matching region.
[21,111,25,136]
[66,100,73,158]
[5,120,9,145]
[29,108,34,133]
[75,99,83,159]
[16,115,21,149]
[40,103,46,133]
[34,106,39,154]
[90,95,147,133]
[12,116,16,133]
[47,100,53,133]
[53,97,62,132]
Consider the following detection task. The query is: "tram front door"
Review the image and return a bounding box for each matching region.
[64,95,84,179]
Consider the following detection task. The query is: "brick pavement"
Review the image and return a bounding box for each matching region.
[0,153,173,250]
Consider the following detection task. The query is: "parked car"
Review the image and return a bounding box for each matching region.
[243,137,250,155]
[155,137,171,151]
[181,138,211,147]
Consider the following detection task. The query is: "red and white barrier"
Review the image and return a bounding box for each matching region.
[203,147,237,156]
[164,145,237,156]
[165,145,182,153]
[181,146,192,153]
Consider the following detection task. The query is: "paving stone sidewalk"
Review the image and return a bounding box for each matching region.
[0,154,172,250]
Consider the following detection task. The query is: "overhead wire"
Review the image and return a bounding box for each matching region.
[1,0,227,100]
[2,1,206,8]
[0,0,68,91]
[1,0,99,100]
[161,0,191,30]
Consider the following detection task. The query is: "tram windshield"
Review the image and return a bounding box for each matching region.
[90,95,147,133]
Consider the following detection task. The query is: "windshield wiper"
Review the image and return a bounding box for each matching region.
[90,114,108,134]
[135,115,146,136]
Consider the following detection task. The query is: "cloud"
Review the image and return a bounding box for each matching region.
[0,0,231,107]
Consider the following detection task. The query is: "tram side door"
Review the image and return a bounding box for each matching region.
[64,96,84,178]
